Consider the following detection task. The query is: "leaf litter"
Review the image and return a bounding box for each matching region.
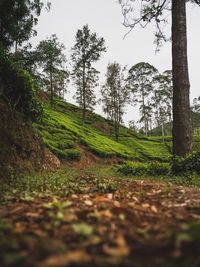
[1,169,200,266]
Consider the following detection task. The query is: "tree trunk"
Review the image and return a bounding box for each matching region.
[172,0,193,156]
[50,70,53,105]
[161,122,165,143]
[82,64,86,127]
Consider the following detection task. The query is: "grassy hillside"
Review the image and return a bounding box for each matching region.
[33,97,171,162]
[33,97,200,162]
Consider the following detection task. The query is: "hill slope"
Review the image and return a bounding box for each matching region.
[34,97,171,163]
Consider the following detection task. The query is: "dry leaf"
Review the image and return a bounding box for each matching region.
[14,222,26,233]
[107,193,113,200]
[142,203,150,208]
[114,201,121,207]
[33,229,48,237]
[38,250,91,267]
[151,205,158,213]
[95,196,107,201]
[84,200,93,206]
[103,235,130,256]
[71,194,78,199]
[101,209,113,218]
[26,212,40,217]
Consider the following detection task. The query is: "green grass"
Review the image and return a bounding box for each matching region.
[0,165,119,204]
[1,164,200,205]
[33,96,174,162]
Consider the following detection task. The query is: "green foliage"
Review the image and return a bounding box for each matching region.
[35,34,68,102]
[33,96,171,161]
[101,62,129,141]
[0,0,47,49]
[0,166,118,204]
[170,152,200,175]
[0,44,43,121]
[115,161,171,176]
[71,24,106,125]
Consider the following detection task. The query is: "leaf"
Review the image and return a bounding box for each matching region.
[84,200,93,206]
[118,214,125,221]
[38,250,91,267]
[103,235,130,256]
[95,196,107,201]
[151,205,158,213]
[72,223,93,237]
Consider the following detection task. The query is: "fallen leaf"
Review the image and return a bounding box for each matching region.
[101,209,113,218]
[38,250,91,267]
[33,229,48,237]
[103,235,130,256]
[95,196,107,201]
[14,222,26,233]
[71,194,78,199]
[114,201,121,207]
[107,193,113,200]
[26,212,40,217]
[84,200,93,206]
[151,205,158,213]
[142,203,150,208]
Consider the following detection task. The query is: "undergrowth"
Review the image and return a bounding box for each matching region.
[0,165,118,204]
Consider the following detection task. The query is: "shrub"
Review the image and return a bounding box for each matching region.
[115,161,171,176]
[0,43,43,121]
[170,152,200,175]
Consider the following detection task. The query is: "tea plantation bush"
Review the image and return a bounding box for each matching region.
[115,161,171,176]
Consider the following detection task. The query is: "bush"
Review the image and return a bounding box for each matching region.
[0,43,43,121]
[115,161,171,176]
[170,152,200,175]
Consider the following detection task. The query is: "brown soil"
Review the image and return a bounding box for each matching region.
[0,100,60,180]
[64,146,123,168]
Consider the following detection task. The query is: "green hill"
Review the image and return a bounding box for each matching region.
[33,97,172,162]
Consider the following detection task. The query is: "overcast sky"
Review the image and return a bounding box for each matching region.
[30,0,200,126]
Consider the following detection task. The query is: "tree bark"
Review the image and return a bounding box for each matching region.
[82,64,86,127]
[50,70,53,105]
[172,0,193,156]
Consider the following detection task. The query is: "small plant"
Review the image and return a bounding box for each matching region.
[114,161,171,176]
[72,223,93,240]
[170,152,200,175]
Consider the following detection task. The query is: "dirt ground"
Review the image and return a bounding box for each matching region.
[1,176,200,267]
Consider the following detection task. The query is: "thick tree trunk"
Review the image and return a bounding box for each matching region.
[172,0,193,156]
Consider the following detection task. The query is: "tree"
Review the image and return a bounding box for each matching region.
[0,0,50,50]
[128,62,158,136]
[152,70,172,141]
[101,62,129,142]
[35,34,68,103]
[191,97,200,135]
[119,0,200,156]
[71,24,106,126]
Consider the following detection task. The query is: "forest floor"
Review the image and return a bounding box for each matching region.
[1,165,200,267]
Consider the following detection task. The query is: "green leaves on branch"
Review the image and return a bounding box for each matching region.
[71,24,106,126]
[0,44,43,121]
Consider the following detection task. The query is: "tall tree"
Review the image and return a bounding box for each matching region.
[119,0,200,156]
[0,0,50,50]
[191,97,200,135]
[128,62,158,136]
[35,34,68,103]
[71,24,106,126]
[152,70,172,140]
[101,62,129,142]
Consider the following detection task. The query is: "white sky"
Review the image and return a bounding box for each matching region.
[30,0,200,127]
